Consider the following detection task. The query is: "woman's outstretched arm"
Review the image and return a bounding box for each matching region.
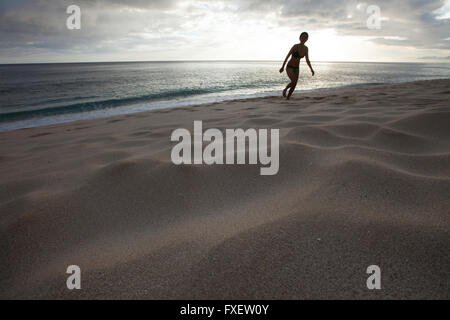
[279,46,294,73]
[305,47,315,76]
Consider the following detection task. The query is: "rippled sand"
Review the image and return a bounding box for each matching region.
[0,79,449,299]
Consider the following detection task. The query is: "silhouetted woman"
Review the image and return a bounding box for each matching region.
[279,32,315,100]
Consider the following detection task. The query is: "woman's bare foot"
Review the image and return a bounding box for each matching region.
[282,87,288,97]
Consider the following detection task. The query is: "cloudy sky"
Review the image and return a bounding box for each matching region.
[0,0,449,63]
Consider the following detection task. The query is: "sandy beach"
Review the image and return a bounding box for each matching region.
[0,79,449,299]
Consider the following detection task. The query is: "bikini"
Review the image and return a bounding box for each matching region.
[287,45,304,72]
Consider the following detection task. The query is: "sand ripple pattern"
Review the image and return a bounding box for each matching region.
[0,80,449,299]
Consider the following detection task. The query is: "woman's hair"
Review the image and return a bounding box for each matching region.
[300,32,309,38]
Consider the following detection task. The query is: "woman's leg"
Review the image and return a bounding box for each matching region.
[283,82,292,97]
[286,68,299,100]
[283,67,295,97]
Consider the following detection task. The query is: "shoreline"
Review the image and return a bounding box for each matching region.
[1,79,449,299]
[1,78,448,133]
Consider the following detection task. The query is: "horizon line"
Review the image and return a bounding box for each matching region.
[1,59,449,65]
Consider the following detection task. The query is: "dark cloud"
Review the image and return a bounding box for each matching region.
[0,0,449,62]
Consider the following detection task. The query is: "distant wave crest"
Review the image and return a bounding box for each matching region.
[0,87,220,122]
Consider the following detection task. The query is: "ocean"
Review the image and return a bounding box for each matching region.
[1,61,449,132]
